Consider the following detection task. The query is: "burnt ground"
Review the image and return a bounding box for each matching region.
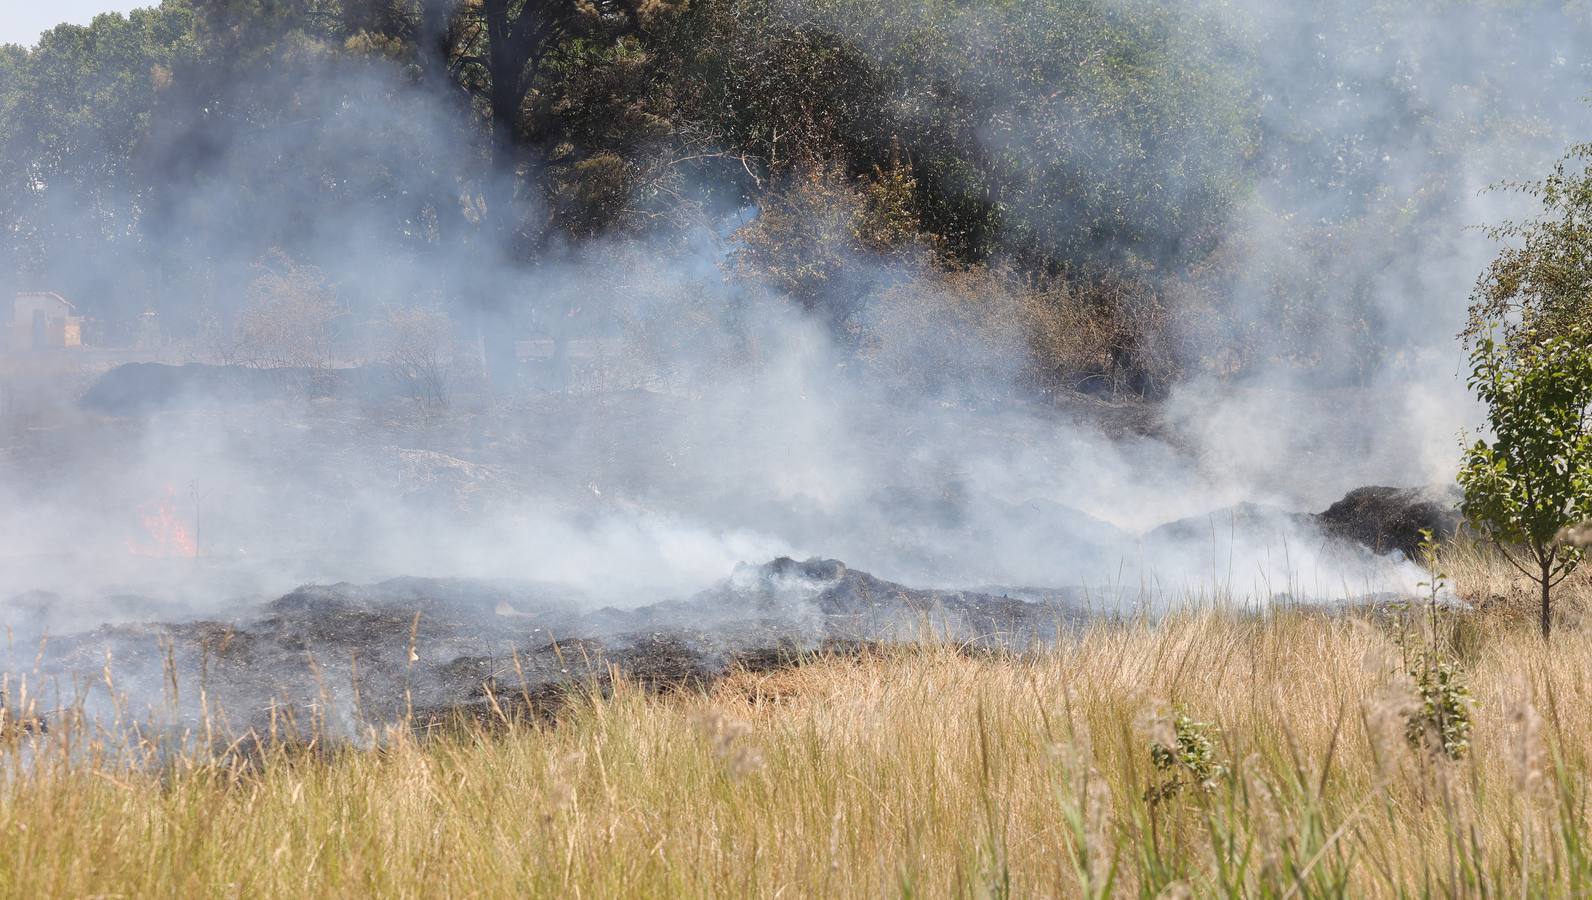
[20,475,1456,738]
[27,558,1095,736]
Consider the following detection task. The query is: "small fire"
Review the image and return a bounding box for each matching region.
[129,486,198,558]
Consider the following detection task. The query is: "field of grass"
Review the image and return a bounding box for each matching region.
[3,547,1592,897]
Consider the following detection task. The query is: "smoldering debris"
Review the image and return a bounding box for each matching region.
[3,352,1459,735]
[2,359,1440,622]
[1138,488,1463,601]
[1317,485,1464,561]
[19,557,1094,735]
[6,518,1436,736]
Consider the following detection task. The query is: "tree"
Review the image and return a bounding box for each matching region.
[228,251,347,371]
[1464,144,1592,352]
[1458,328,1592,638]
[449,0,683,201]
[0,7,195,320]
[433,0,682,379]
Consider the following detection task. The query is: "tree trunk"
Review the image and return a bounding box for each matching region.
[1540,556,1553,640]
[419,0,456,86]
[471,0,533,389]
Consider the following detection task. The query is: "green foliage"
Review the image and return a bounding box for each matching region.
[1458,327,1592,635]
[1465,144,1592,352]
[1459,332,1592,551]
[0,5,196,281]
[668,0,1256,273]
[1387,533,1473,763]
[1144,712,1227,806]
[1404,656,1473,761]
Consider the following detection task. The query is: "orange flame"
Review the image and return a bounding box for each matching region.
[129,487,198,558]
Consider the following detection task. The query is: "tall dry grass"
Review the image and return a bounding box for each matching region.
[3,584,1592,897]
[1439,535,1592,627]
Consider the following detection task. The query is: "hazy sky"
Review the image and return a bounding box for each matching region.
[1,1,147,48]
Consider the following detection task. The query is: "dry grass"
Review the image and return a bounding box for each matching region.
[4,586,1592,897]
[1439,535,1592,627]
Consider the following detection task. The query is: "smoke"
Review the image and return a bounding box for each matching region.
[1,0,1588,647]
[1158,0,1592,503]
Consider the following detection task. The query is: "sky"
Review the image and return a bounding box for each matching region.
[0,0,146,48]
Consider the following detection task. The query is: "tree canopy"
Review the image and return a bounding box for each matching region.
[1465,144,1592,353]
[0,0,1588,394]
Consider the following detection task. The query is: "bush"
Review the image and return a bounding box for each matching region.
[1143,712,1227,806]
[227,251,347,372]
[1404,657,1473,761]
[375,305,454,411]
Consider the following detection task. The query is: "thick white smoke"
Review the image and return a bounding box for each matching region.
[1,0,1586,644]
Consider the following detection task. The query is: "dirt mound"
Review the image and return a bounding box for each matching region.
[26,560,1092,735]
[1316,485,1461,560]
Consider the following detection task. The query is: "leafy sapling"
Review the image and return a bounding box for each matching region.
[1394,531,1473,762]
[1457,328,1592,638]
[1144,713,1227,806]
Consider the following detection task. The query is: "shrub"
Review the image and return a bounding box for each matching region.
[375,305,454,411]
[228,250,347,372]
[1404,657,1473,761]
[1143,712,1227,806]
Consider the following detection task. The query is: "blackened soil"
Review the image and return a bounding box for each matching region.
[33,558,1092,736]
[18,484,1461,737]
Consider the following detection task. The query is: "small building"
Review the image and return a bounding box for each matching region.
[5,292,84,350]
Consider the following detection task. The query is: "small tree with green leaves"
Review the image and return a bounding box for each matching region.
[1458,329,1592,638]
